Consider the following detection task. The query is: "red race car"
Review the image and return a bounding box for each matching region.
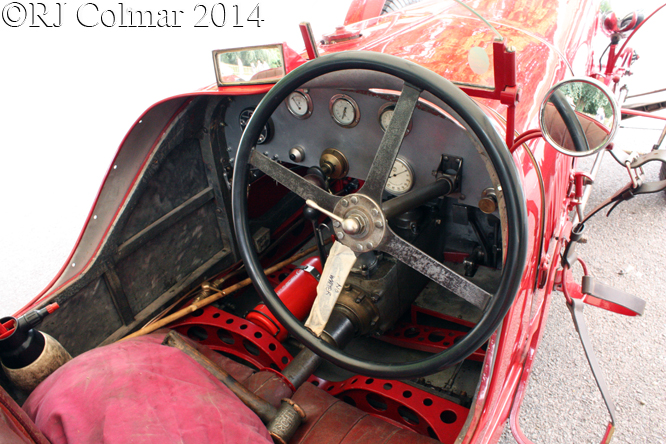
[2,1,664,443]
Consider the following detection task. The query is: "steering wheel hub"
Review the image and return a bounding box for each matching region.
[334,194,386,253]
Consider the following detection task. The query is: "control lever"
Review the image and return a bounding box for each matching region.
[303,205,328,264]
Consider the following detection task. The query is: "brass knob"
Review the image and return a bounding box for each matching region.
[319,148,349,179]
[478,188,497,214]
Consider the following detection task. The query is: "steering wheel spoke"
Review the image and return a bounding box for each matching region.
[250,150,339,212]
[360,82,422,203]
[380,229,491,310]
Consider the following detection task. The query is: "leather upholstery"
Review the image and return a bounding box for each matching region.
[289,382,439,444]
[0,384,49,444]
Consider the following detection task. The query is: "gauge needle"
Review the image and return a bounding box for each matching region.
[391,170,407,178]
[292,97,301,110]
[342,107,347,119]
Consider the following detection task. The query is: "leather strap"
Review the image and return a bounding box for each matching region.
[567,298,617,426]
[581,276,646,316]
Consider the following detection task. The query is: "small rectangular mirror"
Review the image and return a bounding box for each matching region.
[213,44,285,86]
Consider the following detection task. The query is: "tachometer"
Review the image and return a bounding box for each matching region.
[329,94,360,128]
[385,156,414,195]
[239,108,270,144]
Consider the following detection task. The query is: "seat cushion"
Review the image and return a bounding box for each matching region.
[22,333,272,444]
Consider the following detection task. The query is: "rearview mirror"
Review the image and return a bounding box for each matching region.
[213,44,285,86]
[539,78,619,157]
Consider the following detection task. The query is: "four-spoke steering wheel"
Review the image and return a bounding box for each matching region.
[232,51,527,378]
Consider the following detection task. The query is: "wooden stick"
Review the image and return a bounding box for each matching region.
[119,244,320,342]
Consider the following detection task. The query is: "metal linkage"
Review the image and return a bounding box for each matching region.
[163,331,305,444]
[311,375,468,444]
[170,305,293,372]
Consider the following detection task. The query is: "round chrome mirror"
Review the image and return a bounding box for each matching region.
[539,78,619,157]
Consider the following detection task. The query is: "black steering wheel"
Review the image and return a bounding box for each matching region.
[232,51,527,378]
[549,89,590,153]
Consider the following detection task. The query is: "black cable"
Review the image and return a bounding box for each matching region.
[598,43,611,71]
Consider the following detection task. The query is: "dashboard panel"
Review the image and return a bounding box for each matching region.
[222,72,498,214]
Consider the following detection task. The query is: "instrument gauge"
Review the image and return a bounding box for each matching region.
[329,94,360,128]
[239,108,270,144]
[378,103,412,135]
[385,156,415,195]
[286,90,312,119]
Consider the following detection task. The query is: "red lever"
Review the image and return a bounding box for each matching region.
[0,319,16,340]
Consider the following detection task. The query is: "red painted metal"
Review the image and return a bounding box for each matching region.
[410,304,477,329]
[343,0,384,26]
[442,251,469,264]
[322,26,363,45]
[247,256,322,341]
[616,4,666,66]
[315,375,469,444]
[554,263,641,318]
[596,4,666,89]
[299,22,319,60]
[510,129,543,154]
[621,108,666,121]
[381,321,485,362]
[170,305,294,372]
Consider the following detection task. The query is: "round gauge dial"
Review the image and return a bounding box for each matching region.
[239,108,270,144]
[286,90,312,119]
[329,94,360,128]
[385,157,414,195]
[378,103,412,134]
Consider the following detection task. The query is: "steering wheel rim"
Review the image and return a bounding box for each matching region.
[549,89,590,153]
[232,51,528,378]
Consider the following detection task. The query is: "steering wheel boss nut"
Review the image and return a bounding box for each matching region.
[333,194,386,253]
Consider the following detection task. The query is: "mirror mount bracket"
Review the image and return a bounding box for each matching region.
[459,40,522,148]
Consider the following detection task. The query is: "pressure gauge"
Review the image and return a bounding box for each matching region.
[286,90,312,119]
[378,103,412,134]
[385,157,414,195]
[329,94,360,128]
[239,108,270,144]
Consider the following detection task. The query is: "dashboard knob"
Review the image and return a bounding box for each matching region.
[289,146,305,163]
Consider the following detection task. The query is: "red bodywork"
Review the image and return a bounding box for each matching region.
[12,1,608,443]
